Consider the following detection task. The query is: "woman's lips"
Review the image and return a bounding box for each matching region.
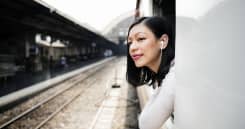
[131,54,143,61]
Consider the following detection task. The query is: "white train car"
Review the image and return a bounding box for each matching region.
[136,0,245,129]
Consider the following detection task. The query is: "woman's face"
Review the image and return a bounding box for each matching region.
[128,24,161,71]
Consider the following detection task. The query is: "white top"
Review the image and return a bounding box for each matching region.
[139,66,176,129]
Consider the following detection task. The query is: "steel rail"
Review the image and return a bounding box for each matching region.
[0,63,106,129]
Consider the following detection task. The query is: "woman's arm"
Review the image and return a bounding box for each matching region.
[139,69,175,129]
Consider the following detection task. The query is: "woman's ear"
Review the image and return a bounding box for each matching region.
[160,34,169,50]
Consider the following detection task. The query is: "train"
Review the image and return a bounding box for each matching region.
[136,0,245,129]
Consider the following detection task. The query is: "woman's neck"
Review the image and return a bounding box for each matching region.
[147,54,162,73]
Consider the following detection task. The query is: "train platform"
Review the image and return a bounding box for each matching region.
[0,57,104,97]
[86,57,139,129]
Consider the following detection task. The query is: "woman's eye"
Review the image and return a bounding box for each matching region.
[138,37,145,41]
[127,41,132,45]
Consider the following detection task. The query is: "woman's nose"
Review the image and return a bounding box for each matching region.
[130,42,138,51]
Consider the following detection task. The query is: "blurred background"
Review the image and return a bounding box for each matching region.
[0,0,244,129]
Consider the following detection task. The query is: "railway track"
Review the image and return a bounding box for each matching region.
[0,60,111,129]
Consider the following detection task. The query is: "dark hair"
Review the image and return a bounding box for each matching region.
[126,16,175,88]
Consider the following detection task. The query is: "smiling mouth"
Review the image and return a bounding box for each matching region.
[131,54,143,61]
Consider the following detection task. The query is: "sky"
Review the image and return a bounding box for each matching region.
[41,0,136,33]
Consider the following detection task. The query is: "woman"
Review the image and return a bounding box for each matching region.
[126,16,175,129]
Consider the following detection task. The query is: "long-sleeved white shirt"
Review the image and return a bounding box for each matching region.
[139,66,175,129]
